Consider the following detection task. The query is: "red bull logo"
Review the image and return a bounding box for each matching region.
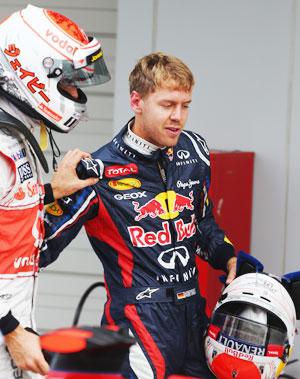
[132,199,165,221]
[173,191,194,212]
[132,191,194,221]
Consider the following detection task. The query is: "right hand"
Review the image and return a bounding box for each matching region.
[4,325,49,375]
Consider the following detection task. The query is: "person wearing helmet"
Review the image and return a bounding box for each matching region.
[40,52,237,378]
[0,4,110,378]
[205,271,298,378]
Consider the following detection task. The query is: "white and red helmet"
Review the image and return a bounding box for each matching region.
[0,4,110,132]
[205,272,297,379]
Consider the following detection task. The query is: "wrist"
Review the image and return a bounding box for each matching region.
[44,183,55,204]
[0,311,20,336]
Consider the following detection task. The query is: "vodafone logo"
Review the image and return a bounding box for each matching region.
[45,29,76,55]
[105,164,138,178]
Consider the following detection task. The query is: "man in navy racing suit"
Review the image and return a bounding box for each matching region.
[40,52,237,379]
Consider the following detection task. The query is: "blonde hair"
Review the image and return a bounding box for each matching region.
[129,52,194,97]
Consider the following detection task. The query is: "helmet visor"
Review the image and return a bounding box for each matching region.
[60,56,111,87]
[212,312,287,347]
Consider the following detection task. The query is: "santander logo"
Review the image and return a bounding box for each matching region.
[105,164,138,178]
[45,29,76,55]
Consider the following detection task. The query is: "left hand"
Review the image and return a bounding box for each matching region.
[226,256,237,284]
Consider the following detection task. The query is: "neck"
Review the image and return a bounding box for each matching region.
[123,119,160,156]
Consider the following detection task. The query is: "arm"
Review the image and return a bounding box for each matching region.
[44,149,100,205]
[193,135,236,282]
[4,326,49,375]
[40,184,99,268]
[197,193,236,272]
[0,154,49,375]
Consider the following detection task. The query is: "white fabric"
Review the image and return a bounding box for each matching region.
[128,329,154,379]
[0,110,44,378]
[0,152,14,200]
[0,344,43,379]
[0,96,40,201]
[123,121,160,156]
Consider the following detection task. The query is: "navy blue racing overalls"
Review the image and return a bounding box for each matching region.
[40,120,234,379]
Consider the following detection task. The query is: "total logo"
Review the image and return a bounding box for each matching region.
[132,190,194,221]
[105,163,138,178]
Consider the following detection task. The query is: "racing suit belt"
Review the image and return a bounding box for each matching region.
[110,281,199,304]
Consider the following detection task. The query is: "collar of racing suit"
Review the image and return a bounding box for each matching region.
[123,119,160,156]
[121,117,170,162]
[0,97,49,172]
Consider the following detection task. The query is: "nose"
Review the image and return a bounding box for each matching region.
[59,82,79,99]
[170,105,182,121]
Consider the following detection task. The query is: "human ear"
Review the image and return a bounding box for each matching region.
[130,91,143,114]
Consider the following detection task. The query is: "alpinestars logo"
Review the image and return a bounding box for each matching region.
[136,288,159,300]
[79,158,103,178]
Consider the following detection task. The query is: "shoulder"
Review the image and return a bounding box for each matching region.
[92,139,112,160]
[179,130,210,165]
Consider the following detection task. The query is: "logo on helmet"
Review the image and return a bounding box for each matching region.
[45,29,76,55]
[4,44,50,103]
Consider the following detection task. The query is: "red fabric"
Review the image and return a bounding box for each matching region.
[85,198,134,288]
[124,304,166,379]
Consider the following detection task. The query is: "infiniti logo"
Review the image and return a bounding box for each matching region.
[158,246,190,269]
[177,150,190,160]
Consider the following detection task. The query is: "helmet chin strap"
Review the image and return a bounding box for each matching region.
[46,127,61,171]
[0,110,49,173]
[39,121,61,171]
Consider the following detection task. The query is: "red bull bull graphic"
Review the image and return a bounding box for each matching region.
[173,191,194,212]
[132,199,165,221]
[132,191,194,221]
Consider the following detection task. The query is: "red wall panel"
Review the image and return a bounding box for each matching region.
[197,151,255,316]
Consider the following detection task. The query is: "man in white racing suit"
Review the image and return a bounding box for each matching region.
[0,4,110,378]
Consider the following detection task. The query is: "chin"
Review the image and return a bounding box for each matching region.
[165,137,180,147]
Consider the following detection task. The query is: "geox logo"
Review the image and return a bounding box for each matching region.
[18,162,33,183]
[218,335,265,356]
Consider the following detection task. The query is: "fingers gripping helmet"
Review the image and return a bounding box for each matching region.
[0,4,111,132]
[204,273,297,379]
